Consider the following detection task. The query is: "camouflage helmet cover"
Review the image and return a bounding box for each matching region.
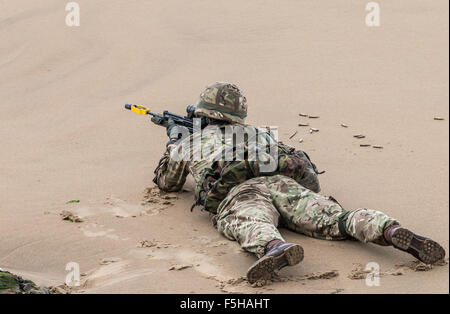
[195,82,247,124]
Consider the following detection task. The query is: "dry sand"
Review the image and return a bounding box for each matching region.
[0,0,448,293]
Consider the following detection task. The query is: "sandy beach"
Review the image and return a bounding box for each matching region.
[0,0,448,293]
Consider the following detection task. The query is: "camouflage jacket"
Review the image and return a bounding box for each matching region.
[153,124,320,213]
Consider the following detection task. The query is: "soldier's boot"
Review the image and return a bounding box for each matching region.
[384,225,446,264]
[246,240,304,284]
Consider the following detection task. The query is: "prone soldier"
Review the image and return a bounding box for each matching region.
[152,82,446,283]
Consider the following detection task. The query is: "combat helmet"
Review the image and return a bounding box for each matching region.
[194,82,247,124]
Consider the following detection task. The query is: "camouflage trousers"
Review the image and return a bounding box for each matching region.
[212,175,399,258]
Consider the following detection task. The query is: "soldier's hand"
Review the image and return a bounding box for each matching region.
[165,118,176,138]
[165,119,189,146]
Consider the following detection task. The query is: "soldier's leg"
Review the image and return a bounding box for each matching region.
[342,209,445,263]
[304,199,445,263]
[214,177,285,258]
[214,177,304,283]
[341,208,397,245]
[266,175,445,263]
[267,175,398,242]
[265,174,351,241]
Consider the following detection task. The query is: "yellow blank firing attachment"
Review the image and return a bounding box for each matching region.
[127,104,149,115]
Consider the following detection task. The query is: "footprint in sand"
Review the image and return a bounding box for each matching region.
[142,187,178,205]
[99,257,122,265]
[103,192,177,218]
[81,259,155,290]
[80,223,120,240]
[104,197,148,217]
[348,259,449,280]
[140,187,178,215]
[60,196,155,221]
[132,245,230,282]
[189,235,232,250]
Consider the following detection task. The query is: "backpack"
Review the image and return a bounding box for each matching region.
[192,142,321,213]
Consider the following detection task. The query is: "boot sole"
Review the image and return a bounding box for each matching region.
[246,244,304,284]
[391,228,446,264]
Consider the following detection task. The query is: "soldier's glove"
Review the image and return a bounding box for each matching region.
[166,119,189,147]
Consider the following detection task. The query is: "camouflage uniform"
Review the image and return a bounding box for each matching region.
[153,82,399,258]
[154,126,398,258]
[213,175,398,258]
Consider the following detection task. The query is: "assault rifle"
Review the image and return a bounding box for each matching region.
[124,104,207,133]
